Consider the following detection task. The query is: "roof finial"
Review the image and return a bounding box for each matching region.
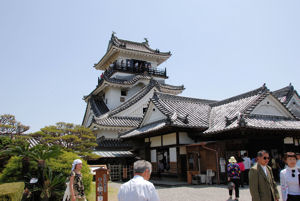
[112,31,116,37]
[144,38,149,44]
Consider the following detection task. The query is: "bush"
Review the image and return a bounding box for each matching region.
[0,182,24,201]
[48,151,93,194]
[0,151,92,198]
[0,156,38,184]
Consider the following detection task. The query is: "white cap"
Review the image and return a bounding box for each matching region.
[72,159,82,171]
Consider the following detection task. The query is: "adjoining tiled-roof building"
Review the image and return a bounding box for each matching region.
[119,83,300,183]
[83,34,300,183]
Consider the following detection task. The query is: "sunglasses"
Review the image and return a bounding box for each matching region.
[263,157,270,160]
[292,169,295,177]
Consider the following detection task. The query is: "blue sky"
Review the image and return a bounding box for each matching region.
[1,0,300,132]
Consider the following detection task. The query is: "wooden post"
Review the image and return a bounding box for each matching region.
[94,166,108,201]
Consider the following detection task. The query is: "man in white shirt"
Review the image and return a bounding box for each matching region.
[243,153,251,185]
[118,160,160,201]
[296,153,300,168]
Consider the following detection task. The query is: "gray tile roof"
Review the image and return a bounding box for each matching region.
[150,92,214,128]
[85,74,184,100]
[204,84,300,134]
[106,79,159,117]
[92,150,134,158]
[110,34,171,56]
[245,114,300,130]
[120,121,167,138]
[94,116,142,127]
[96,136,133,149]
[273,84,296,104]
[90,96,109,117]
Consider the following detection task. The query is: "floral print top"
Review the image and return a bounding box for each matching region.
[70,171,85,199]
[227,163,241,179]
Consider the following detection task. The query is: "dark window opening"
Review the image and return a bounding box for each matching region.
[121,89,128,96]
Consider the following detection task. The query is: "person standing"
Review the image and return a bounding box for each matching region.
[118,160,160,201]
[243,153,251,185]
[249,150,280,201]
[227,156,241,201]
[68,159,86,201]
[280,152,300,201]
[296,153,300,168]
[237,157,245,187]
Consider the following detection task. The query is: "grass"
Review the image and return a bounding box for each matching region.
[0,182,24,201]
[87,182,118,201]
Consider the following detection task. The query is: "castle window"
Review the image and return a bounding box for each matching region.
[121,89,128,96]
[143,107,147,113]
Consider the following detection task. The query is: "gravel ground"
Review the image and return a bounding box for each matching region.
[110,182,283,201]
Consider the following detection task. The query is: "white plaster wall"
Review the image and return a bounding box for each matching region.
[163,133,176,146]
[105,87,122,110]
[151,150,157,162]
[127,84,145,98]
[251,95,293,117]
[143,104,166,125]
[96,130,119,139]
[180,146,187,155]
[116,88,156,117]
[287,94,300,111]
[169,147,177,162]
[179,132,194,144]
[150,136,161,147]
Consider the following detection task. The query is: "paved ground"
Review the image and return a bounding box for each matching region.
[110,182,283,201]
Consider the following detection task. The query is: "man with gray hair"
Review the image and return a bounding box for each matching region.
[118,160,160,201]
[249,150,279,201]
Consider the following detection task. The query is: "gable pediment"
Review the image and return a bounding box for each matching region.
[141,102,167,126]
[251,95,293,118]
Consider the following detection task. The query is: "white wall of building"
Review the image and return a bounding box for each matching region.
[163,133,176,146]
[169,147,177,162]
[105,87,122,110]
[287,94,300,111]
[116,88,156,118]
[151,150,157,162]
[180,146,187,155]
[179,132,194,144]
[150,136,161,147]
[142,104,167,126]
[251,95,293,117]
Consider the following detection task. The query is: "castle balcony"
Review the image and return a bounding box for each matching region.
[110,63,167,77]
[98,63,167,82]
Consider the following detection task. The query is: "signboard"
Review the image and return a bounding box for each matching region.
[94,166,108,201]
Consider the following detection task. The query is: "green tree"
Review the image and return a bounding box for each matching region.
[0,114,29,139]
[31,122,98,159]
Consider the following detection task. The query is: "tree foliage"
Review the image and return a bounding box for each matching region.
[0,114,29,137]
[30,122,98,159]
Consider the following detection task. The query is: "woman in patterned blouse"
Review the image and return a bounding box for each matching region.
[227,156,241,201]
[69,159,86,201]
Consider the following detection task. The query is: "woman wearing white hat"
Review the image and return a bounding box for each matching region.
[227,156,241,201]
[68,159,86,201]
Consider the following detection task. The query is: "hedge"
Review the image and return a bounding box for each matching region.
[0,182,24,201]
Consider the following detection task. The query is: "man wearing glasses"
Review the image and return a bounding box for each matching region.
[249,150,280,201]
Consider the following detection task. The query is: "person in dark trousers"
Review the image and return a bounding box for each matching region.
[227,156,241,201]
[243,153,251,185]
[249,150,280,201]
[237,157,245,187]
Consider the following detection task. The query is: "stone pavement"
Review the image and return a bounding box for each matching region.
[110,182,283,201]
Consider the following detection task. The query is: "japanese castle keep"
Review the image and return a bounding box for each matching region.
[83,34,300,183]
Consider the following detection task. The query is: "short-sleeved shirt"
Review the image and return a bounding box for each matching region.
[70,171,85,199]
[118,175,160,201]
